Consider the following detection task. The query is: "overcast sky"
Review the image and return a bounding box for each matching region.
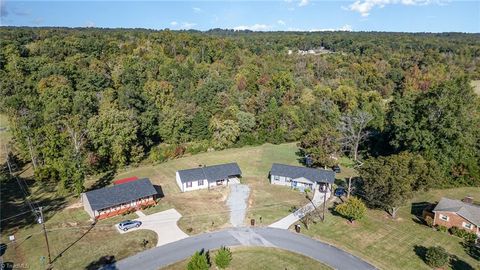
[1,0,479,32]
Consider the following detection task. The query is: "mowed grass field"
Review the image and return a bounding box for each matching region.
[0,114,11,163]
[101,143,309,234]
[297,187,480,270]
[1,208,157,270]
[163,247,332,270]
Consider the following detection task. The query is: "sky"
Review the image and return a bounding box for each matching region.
[0,0,479,33]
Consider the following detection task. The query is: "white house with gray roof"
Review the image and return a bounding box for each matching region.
[269,163,335,193]
[176,163,242,192]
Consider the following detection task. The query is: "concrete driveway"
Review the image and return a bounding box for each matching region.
[116,209,188,247]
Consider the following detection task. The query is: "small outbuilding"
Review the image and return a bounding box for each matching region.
[82,178,157,220]
[176,163,242,192]
[269,163,335,193]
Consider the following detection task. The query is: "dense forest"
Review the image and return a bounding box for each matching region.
[1,28,479,194]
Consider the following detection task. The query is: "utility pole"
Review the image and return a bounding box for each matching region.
[37,207,52,268]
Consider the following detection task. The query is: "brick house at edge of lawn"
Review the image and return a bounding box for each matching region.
[430,197,480,237]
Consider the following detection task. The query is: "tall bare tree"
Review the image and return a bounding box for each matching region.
[339,110,373,162]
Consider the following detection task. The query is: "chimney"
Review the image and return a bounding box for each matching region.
[462,196,474,204]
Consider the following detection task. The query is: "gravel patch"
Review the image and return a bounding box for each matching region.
[227,184,250,227]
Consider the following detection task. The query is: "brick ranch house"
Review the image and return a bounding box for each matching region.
[82,178,158,220]
[175,163,242,192]
[426,197,480,236]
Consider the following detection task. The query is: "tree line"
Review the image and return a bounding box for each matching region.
[0,28,479,195]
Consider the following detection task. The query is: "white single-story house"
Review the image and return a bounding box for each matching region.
[269,163,335,193]
[176,163,242,192]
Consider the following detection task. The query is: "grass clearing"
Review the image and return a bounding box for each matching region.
[297,187,480,270]
[163,247,332,270]
[471,80,480,95]
[0,113,11,163]
[1,208,157,270]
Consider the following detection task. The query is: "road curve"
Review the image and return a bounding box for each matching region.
[106,227,376,270]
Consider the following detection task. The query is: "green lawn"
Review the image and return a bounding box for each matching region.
[0,113,11,163]
[471,80,480,96]
[1,208,157,270]
[163,247,332,270]
[296,187,480,270]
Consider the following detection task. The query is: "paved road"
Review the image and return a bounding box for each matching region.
[116,209,188,247]
[269,190,328,229]
[107,227,376,270]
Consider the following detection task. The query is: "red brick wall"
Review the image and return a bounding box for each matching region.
[434,211,478,234]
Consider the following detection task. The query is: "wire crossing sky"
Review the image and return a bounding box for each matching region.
[0,1,479,32]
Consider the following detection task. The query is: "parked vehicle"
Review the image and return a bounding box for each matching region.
[334,187,346,197]
[332,165,341,173]
[118,220,142,231]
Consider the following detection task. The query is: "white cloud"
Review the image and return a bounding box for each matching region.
[339,24,353,31]
[288,24,353,32]
[182,22,197,29]
[85,20,95,28]
[299,0,309,6]
[193,7,202,13]
[347,0,442,17]
[170,21,178,26]
[234,24,271,31]
[277,20,286,26]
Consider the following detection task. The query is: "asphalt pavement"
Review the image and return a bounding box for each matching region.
[105,227,376,270]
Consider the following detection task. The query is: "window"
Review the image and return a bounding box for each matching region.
[463,222,473,229]
[198,179,204,186]
[274,175,279,180]
[439,214,449,221]
[186,181,192,188]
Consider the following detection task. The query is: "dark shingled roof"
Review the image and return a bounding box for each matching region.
[84,178,157,211]
[270,163,335,184]
[433,197,480,226]
[177,163,242,183]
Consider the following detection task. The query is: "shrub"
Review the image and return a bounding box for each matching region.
[187,251,210,270]
[424,216,434,227]
[214,246,232,269]
[425,246,449,268]
[436,225,448,233]
[334,197,367,223]
[304,188,311,193]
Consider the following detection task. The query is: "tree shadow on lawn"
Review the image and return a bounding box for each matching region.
[413,245,428,264]
[410,202,432,226]
[0,175,67,231]
[463,241,480,261]
[87,169,117,191]
[450,255,475,270]
[84,255,118,270]
[51,223,96,263]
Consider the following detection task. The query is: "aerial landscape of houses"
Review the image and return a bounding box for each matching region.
[0,1,479,270]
